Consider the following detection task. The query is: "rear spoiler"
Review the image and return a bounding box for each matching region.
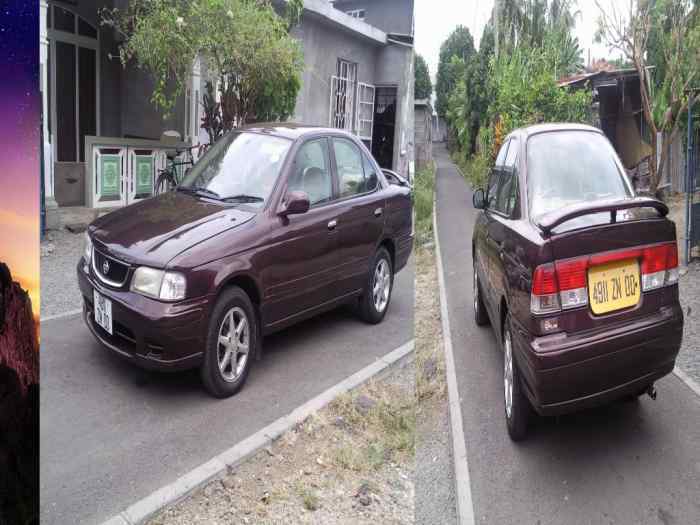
[536,197,669,236]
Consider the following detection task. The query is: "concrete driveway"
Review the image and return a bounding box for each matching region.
[434,143,700,524]
[40,261,413,525]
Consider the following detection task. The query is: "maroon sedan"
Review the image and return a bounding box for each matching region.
[472,123,683,440]
[78,124,412,397]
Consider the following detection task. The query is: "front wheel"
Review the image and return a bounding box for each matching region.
[358,247,393,324]
[201,287,257,398]
[503,313,531,441]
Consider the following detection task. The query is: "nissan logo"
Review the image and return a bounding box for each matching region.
[102,260,110,275]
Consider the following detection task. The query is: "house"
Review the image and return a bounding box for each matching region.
[558,68,693,194]
[414,98,432,169]
[39,0,414,228]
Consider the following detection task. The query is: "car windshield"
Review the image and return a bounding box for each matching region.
[179,132,292,207]
[526,131,632,219]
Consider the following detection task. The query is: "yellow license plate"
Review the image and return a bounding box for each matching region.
[587,259,640,315]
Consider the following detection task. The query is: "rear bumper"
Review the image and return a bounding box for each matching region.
[514,304,683,416]
[78,260,208,372]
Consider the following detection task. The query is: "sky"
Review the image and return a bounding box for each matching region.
[414,0,625,84]
[0,0,40,313]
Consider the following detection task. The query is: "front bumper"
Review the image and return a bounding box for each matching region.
[514,304,684,416]
[77,260,210,372]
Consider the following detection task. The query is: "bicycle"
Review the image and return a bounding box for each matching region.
[154,144,208,195]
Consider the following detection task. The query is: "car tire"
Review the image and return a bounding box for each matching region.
[503,312,531,441]
[358,246,394,324]
[201,286,257,398]
[473,261,489,326]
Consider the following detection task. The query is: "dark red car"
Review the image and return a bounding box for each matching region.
[472,123,683,440]
[77,124,412,397]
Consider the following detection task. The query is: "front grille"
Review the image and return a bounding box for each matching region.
[93,248,130,287]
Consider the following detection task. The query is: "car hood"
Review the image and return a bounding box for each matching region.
[89,192,256,268]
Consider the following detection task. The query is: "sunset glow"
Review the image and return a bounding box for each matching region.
[0,2,39,316]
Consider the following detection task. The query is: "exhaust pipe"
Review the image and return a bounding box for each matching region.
[646,384,657,400]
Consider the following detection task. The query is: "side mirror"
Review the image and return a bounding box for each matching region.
[473,188,486,210]
[280,190,310,216]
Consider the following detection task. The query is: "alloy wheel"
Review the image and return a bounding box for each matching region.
[504,326,514,419]
[373,258,391,313]
[217,306,250,382]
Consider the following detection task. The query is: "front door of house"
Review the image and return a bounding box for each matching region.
[47,3,99,164]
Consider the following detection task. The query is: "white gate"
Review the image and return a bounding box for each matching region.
[329,74,375,147]
[90,140,188,208]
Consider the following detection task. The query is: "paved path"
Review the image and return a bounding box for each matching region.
[40,262,413,525]
[434,143,700,525]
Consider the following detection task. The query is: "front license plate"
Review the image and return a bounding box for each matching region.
[93,289,113,335]
[588,259,640,315]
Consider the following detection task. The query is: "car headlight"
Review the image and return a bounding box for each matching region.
[84,233,93,264]
[130,267,186,301]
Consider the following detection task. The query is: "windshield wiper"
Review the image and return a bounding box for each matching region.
[177,186,221,200]
[219,194,264,203]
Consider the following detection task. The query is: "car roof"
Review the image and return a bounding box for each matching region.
[238,122,354,140]
[507,122,603,141]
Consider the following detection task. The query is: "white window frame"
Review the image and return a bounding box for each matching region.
[346,9,366,21]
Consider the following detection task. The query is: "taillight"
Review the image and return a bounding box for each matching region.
[641,243,678,290]
[531,263,559,314]
[530,242,678,315]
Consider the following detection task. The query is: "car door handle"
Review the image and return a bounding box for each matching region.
[374,207,383,217]
[327,219,338,230]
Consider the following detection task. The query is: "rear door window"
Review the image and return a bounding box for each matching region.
[332,138,369,198]
[527,131,632,219]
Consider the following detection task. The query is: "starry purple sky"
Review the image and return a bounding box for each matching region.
[0,0,40,310]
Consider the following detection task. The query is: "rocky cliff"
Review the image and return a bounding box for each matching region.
[0,261,39,525]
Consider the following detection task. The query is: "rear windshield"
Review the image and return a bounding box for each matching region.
[526,131,632,219]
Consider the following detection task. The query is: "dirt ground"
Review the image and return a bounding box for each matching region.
[148,361,415,525]
[414,246,458,524]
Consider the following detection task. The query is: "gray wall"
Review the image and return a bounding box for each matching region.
[333,0,414,35]
[291,13,381,125]
[376,43,414,176]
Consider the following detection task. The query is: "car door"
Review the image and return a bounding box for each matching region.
[481,139,510,315]
[486,138,520,334]
[331,137,385,296]
[262,137,343,327]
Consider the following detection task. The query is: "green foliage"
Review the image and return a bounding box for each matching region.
[435,26,475,116]
[101,0,303,135]
[414,54,432,100]
[414,163,436,243]
[488,45,592,139]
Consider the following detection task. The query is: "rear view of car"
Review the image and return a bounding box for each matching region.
[472,124,684,440]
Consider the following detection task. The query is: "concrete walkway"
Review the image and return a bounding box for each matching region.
[434,143,700,524]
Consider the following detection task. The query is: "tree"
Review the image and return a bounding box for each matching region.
[435,26,475,116]
[415,54,432,99]
[595,0,700,193]
[101,0,304,139]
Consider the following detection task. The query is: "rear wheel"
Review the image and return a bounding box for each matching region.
[201,287,257,398]
[358,247,393,324]
[503,313,531,441]
[473,262,489,326]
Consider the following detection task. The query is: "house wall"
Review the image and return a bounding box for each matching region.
[415,105,432,169]
[290,13,380,126]
[376,42,414,176]
[614,110,652,169]
[333,0,414,35]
